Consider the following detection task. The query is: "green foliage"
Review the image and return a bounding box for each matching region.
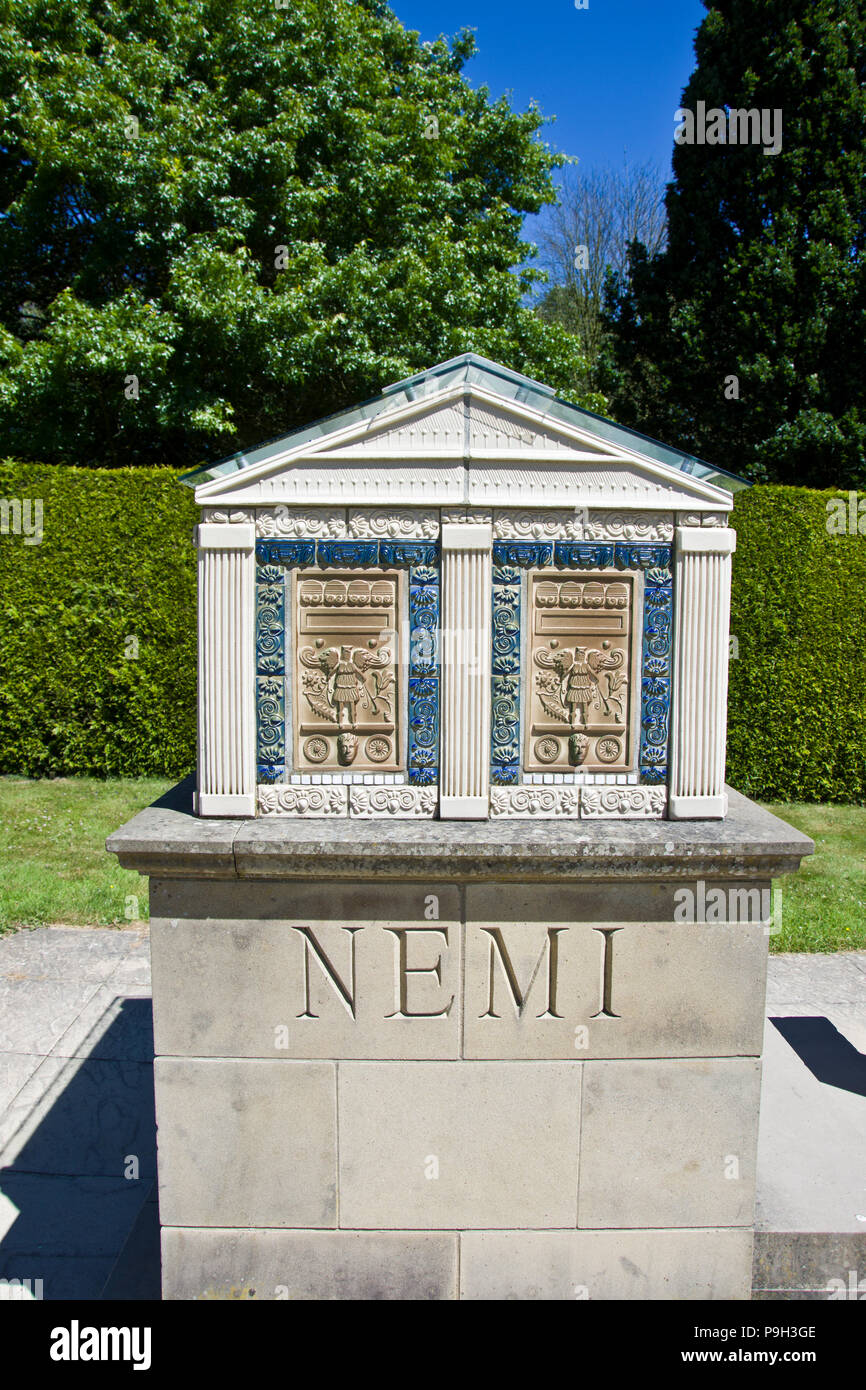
[728,486,866,802]
[0,0,589,468]
[0,461,198,776]
[1,466,863,804]
[602,0,866,487]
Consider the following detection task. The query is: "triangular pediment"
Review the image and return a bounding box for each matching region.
[188,357,741,513]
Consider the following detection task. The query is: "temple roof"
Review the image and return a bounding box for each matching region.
[180,353,749,496]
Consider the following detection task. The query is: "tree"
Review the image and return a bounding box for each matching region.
[0,0,589,468]
[536,160,666,391]
[602,0,866,486]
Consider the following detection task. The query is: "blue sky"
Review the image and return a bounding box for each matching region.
[392,0,707,177]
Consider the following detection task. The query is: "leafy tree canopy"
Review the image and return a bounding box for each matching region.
[602,0,866,487]
[0,0,590,466]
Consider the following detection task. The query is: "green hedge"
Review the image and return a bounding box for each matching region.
[0,463,198,777]
[0,467,864,801]
[727,486,866,804]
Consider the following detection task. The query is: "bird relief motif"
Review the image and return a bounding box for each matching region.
[534,645,626,727]
[299,644,394,729]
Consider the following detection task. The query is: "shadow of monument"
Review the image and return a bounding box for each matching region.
[0,998,161,1300]
[771,1016,866,1099]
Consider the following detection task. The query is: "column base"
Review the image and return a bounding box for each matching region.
[669,793,728,820]
[195,791,256,817]
[438,794,489,820]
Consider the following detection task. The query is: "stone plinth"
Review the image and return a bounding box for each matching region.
[108,780,812,1301]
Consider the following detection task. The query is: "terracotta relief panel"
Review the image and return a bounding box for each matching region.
[524,570,638,773]
[293,570,402,773]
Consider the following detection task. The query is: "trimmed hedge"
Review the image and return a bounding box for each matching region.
[0,464,198,777]
[727,486,866,804]
[0,466,864,801]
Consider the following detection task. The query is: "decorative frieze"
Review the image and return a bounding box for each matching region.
[257,785,348,816]
[489,787,581,817]
[349,787,437,817]
[494,510,583,541]
[348,508,439,539]
[492,509,674,542]
[256,507,346,539]
[583,510,674,541]
[580,786,667,819]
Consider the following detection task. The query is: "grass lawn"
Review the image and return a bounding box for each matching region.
[0,775,174,933]
[762,801,866,953]
[0,777,864,950]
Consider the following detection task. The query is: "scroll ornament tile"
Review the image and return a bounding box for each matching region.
[490,787,581,817]
[202,507,256,525]
[348,508,439,539]
[349,787,437,817]
[257,785,348,816]
[256,507,347,539]
[580,786,667,818]
[494,510,584,541]
[584,511,675,541]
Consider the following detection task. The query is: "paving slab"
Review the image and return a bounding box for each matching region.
[755,952,866,1236]
[0,926,144,984]
[0,976,103,1055]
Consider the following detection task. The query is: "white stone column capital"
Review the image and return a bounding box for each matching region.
[676,526,736,556]
[197,522,256,552]
[441,522,492,551]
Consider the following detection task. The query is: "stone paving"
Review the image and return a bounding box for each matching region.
[0,925,864,1300]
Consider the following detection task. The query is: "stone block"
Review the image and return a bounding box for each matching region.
[162,1228,458,1300]
[460,1228,753,1300]
[154,1059,336,1228]
[150,881,460,1059]
[338,1062,581,1229]
[463,885,768,1059]
[578,1058,762,1228]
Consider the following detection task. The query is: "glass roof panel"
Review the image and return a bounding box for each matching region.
[180,353,750,493]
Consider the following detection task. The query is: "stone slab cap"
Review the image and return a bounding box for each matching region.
[106,777,814,882]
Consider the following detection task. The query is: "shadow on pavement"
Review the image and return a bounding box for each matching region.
[770,1015,866,1100]
[0,998,161,1299]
